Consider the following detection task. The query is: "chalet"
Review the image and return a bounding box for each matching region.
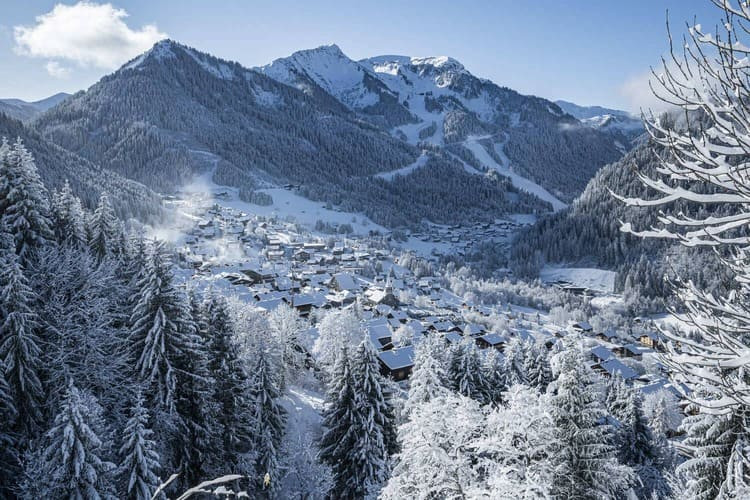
[364,287,400,308]
[443,332,463,344]
[330,272,359,292]
[590,345,614,364]
[597,358,638,381]
[256,298,284,312]
[433,321,461,333]
[378,345,415,381]
[293,250,311,262]
[462,323,486,337]
[241,268,276,284]
[287,293,327,316]
[639,332,663,351]
[475,333,506,350]
[614,343,649,360]
[596,328,618,343]
[571,321,593,334]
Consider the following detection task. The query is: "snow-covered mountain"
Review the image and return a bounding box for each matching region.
[35,40,548,228]
[555,100,643,136]
[0,92,71,122]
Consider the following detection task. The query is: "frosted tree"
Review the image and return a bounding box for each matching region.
[473,385,555,498]
[482,347,507,405]
[312,308,363,368]
[391,323,415,347]
[204,293,254,474]
[50,180,87,246]
[402,334,449,418]
[548,347,634,498]
[524,342,552,392]
[0,138,52,262]
[249,339,287,494]
[449,337,490,404]
[0,233,44,433]
[118,391,161,500]
[128,241,196,411]
[611,2,750,492]
[89,192,120,262]
[267,303,307,389]
[21,384,115,499]
[0,358,17,499]
[381,394,484,499]
[503,337,527,386]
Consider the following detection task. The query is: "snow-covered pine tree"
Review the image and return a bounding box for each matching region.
[318,346,359,497]
[118,391,161,500]
[524,342,552,392]
[402,334,449,417]
[0,357,18,499]
[249,339,287,494]
[89,192,120,263]
[548,347,634,498]
[267,303,306,390]
[50,180,87,247]
[503,336,528,386]
[128,241,196,411]
[204,293,255,474]
[21,383,115,499]
[0,232,44,434]
[482,347,507,405]
[0,138,52,262]
[451,337,490,404]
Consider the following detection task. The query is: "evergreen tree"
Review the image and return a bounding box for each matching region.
[503,337,527,386]
[403,334,448,417]
[482,347,507,405]
[0,233,44,433]
[450,337,490,404]
[118,391,160,500]
[50,180,86,246]
[204,293,254,473]
[21,384,115,499]
[0,358,18,498]
[0,138,52,262]
[250,340,287,494]
[128,241,196,410]
[524,342,552,392]
[548,348,634,499]
[319,346,359,498]
[89,192,120,262]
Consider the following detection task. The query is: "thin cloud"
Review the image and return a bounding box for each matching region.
[45,61,72,79]
[14,1,167,72]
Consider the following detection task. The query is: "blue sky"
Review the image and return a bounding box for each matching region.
[0,0,718,111]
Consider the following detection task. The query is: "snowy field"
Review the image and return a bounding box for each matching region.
[540,266,617,294]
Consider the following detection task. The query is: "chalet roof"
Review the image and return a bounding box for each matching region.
[590,345,614,362]
[378,345,415,370]
[623,343,653,355]
[463,323,486,336]
[291,293,327,308]
[478,333,506,346]
[572,321,593,332]
[331,272,358,291]
[256,298,284,312]
[444,332,463,344]
[599,359,638,380]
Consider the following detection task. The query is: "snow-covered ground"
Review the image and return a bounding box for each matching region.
[463,136,567,211]
[375,152,429,180]
[540,265,617,294]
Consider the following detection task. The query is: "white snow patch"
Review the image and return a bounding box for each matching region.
[540,266,617,294]
[375,152,429,180]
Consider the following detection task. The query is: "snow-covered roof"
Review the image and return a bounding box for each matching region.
[479,333,506,346]
[332,272,358,291]
[590,345,614,362]
[463,323,486,336]
[378,345,415,370]
[444,332,463,344]
[599,359,638,380]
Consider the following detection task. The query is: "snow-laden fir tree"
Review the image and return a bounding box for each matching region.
[402,334,449,418]
[0,357,18,499]
[548,346,634,498]
[88,192,120,263]
[0,138,52,262]
[118,390,160,500]
[21,383,115,499]
[249,338,287,495]
[0,231,44,434]
[318,346,359,497]
[482,347,507,406]
[128,241,196,411]
[381,394,484,499]
[524,342,552,392]
[503,336,527,386]
[267,303,306,390]
[204,293,255,475]
[612,1,750,493]
[448,336,490,404]
[50,180,87,247]
[312,308,363,368]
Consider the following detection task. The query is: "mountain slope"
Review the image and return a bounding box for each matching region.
[261,45,626,203]
[34,40,548,228]
[0,92,71,122]
[0,112,161,221]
